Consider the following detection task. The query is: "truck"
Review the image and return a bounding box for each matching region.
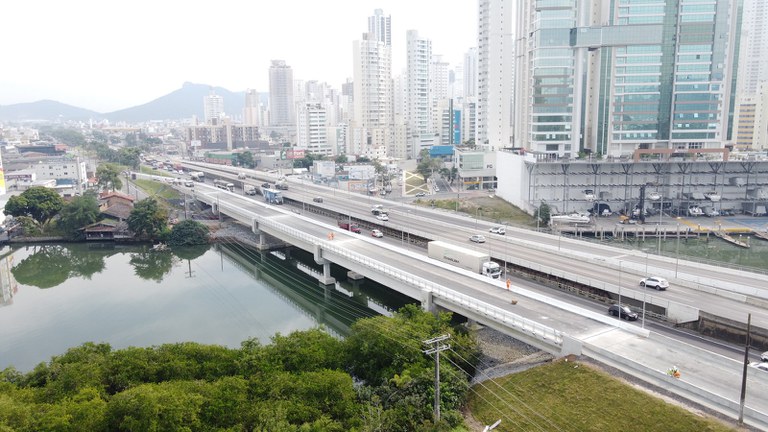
[214,179,235,192]
[190,171,205,182]
[263,188,284,204]
[338,221,362,233]
[427,241,502,279]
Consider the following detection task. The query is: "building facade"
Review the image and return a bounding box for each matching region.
[515,0,743,159]
[269,60,295,127]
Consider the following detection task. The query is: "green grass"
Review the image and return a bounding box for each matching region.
[133,179,181,201]
[416,195,535,226]
[467,360,735,432]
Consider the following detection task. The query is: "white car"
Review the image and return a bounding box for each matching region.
[371,229,383,238]
[376,214,389,221]
[639,276,669,291]
[489,226,506,235]
[749,362,768,373]
[469,234,486,243]
[762,351,768,362]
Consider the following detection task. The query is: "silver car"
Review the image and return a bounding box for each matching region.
[640,276,669,291]
[469,235,486,243]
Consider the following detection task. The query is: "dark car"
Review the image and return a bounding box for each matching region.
[313,197,323,203]
[608,304,638,321]
[262,183,271,189]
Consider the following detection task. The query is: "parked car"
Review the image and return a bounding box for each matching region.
[608,304,638,321]
[761,351,768,362]
[749,362,768,373]
[376,213,389,221]
[489,226,506,235]
[415,192,426,197]
[469,234,486,243]
[639,276,669,291]
[313,197,323,203]
[371,229,383,238]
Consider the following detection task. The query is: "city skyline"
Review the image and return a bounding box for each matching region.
[1,0,476,113]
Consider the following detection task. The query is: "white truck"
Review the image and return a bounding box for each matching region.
[190,171,205,182]
[427,241,502,279]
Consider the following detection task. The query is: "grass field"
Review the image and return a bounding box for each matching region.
[133,178,181,201]
[416,195,536,227]
[467,359,735,432]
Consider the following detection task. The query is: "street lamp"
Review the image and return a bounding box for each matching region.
[475,207,482,229]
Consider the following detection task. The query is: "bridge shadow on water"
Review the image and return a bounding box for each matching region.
[213,239,414,337]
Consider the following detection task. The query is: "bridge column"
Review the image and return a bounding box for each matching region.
[421,290,435,313]
[312,245,336,285]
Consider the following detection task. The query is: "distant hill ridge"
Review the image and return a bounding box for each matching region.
[0,82,250,123]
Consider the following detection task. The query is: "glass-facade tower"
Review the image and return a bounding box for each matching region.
[516,0,743,158]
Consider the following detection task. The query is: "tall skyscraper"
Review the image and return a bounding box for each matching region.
[477,0,514,150]
[515,0,743,158]
[204,89,224,125]
[269,60,295,127]
[738,0,767,96]
[406,30,432,139]
[352,10,394,156]
[463,47,479,98]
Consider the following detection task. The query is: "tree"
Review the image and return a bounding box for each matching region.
[57,195,101,240]
[537,202,551,226]
[117,148,141,170]
[236,151,255,169]
[4,186,64,227]
[334,154,348,164]
[127,197,168,239]
[167,220,210,246]
[96,164,122,192]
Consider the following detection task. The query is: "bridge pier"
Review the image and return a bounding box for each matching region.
[421,290,435,313]
[312,244,336,285]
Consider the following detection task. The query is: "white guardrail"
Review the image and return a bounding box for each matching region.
[200,191,564,348]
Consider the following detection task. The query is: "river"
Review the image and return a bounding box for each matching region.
[0,241,412,372]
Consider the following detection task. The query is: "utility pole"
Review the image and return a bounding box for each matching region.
[423,334,451,423]
[739,313,752,425]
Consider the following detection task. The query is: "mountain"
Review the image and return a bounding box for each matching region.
[0,82,248,123]
[0,100,101,122]
[104,82,246,122]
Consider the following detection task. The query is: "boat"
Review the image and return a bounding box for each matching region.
[647,191,661,201]
[551,213,591,224]
[704,191,721,202]
[753,231,768,241]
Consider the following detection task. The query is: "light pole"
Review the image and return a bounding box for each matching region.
[475,207,482,229]
[657,194,663,255]
[675,219,681,277]
[642,251,648,328]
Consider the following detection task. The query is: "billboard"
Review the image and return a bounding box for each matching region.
[283,149,306,160]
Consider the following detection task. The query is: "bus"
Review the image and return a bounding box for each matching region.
[213,179,235,192]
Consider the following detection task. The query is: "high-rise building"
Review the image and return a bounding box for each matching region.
[296,103,332,156]
[477,0,514,150]
[463,48,479,98]
[515,0,743,158]
[352,10,394,156]
[204,90,224,125]
[268,60,295,127]
[406,30,433,148]
[738,0,768,95]
[243,89,261,126]
[368,8,391,46]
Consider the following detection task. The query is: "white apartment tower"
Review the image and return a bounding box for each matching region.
[296,104,332,156]
[268,60,295,127]
[476,0,514,150]
[352,10,394,156]
[463,47,479,98]
[406,30,433,145]
[204,90,224,125]
[738,0,768,96]
[243,89,261,126]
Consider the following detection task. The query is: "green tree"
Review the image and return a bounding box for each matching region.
[57,195,101,240]
[537,202,551,226]
[334,154,348,164]
[116,148,141,170]
[357,156,371,163]
[127,197,167,239]
[167,220,210,247]
[96,164,122,192]
[236,151,255,168]
[4,186,64,227]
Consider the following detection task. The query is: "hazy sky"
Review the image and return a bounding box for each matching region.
[2,0,477,112]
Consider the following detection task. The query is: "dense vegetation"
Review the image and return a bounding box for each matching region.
[0,305,479,431]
